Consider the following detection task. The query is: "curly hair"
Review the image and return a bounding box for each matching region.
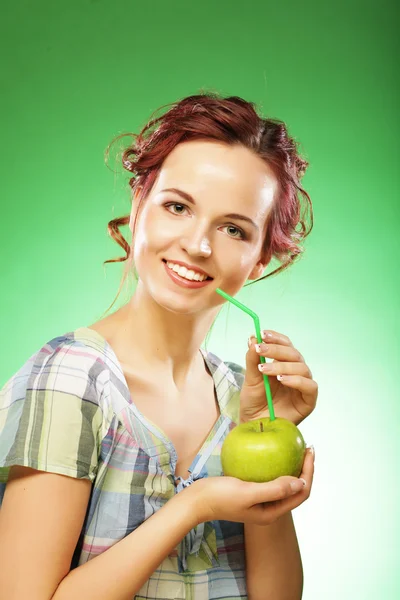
[101,91,313,317]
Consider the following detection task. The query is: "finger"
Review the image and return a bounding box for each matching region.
[261,330,294,346]
[301,446,315,489]
[272,374,318,402]
[248,332,293,349]
[290,447,315,498]
[245,337,271,386]
[254,343,305,363]
[258,362,312,379]
[245,475,306,507]
[248,476,307,524]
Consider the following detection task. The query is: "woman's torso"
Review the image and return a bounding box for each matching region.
[0,322,247,597]
[87,322,221,483]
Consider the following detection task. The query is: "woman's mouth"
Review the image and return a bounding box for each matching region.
[162,259,213,289]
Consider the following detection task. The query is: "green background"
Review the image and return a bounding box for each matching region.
[1,1,399,598]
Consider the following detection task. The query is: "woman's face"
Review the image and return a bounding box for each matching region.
[130,139,277,314]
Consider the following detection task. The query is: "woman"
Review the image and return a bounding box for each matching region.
[0,93,318,600]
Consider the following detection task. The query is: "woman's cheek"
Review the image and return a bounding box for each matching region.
[219,258,253,295]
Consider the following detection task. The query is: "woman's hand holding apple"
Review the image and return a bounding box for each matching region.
[219,328,318,484]
[191,447,315,526]
[189,327,317,526]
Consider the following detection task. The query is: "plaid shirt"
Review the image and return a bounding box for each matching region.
[0,326,248,599]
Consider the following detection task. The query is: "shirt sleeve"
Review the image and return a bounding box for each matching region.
[219,360,246,426]
[0,336,108,489]
[224,361,246,388]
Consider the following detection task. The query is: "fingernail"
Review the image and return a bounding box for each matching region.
[290,480,305,493]
[308,445,315,460]
[300,478,307,487]
[258,363,273,372]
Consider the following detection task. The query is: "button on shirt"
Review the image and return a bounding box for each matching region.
[0,327,248,599]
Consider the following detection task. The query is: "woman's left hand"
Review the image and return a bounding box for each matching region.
[239,330,318,426]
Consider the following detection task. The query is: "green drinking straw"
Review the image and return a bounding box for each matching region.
[216,288,276,422]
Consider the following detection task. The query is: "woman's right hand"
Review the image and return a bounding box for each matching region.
[191,447,315,526]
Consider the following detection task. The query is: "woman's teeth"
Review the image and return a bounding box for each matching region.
[166,261,208,282]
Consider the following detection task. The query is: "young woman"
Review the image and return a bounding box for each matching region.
[0,93,318,600]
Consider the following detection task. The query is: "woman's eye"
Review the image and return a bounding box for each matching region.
[165,202,188,215]
[222,225,245,240]
[164,203,245,240]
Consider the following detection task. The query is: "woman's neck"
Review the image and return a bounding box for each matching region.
[96,282,220,390]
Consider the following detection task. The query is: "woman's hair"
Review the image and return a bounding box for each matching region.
[101,91,313,318]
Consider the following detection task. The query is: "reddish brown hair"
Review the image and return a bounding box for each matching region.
[102,92,313,317]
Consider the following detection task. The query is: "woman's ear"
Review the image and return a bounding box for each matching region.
[247,260,268,281]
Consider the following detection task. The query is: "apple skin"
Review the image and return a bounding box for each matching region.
[221,417,306,483]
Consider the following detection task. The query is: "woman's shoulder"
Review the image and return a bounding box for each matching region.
[200,349,245,426]
[0,326,117,404]
[0,327,119,485]
[201,347,246,388]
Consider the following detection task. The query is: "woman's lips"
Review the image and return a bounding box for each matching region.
[163,260,213,289]
[163,259,212,280]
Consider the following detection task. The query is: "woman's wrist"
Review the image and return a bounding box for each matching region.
[173,481,206,528]
[184,478,211,526]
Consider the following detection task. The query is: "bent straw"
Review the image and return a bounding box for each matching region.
[216,287,276,422]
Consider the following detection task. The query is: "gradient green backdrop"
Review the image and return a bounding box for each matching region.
[1,1,399,598]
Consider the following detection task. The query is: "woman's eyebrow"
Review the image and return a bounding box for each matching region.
[160,187,259,231]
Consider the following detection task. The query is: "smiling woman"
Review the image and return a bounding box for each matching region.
[103,93,313,318]
[0,91,315,600]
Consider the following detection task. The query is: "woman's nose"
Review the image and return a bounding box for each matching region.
[180,231,212,258]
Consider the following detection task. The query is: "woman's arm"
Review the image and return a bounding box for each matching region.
[244,512,303,600]
[52,486,198,600]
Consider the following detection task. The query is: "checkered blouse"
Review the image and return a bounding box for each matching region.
[0,326,248,599]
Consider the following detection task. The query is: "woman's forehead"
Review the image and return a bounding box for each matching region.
[153,141,277,209]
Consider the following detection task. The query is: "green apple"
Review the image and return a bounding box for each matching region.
[221,417,306,483]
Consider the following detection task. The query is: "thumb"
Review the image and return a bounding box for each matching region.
[244,336,264,387]
[249,476,306,504]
